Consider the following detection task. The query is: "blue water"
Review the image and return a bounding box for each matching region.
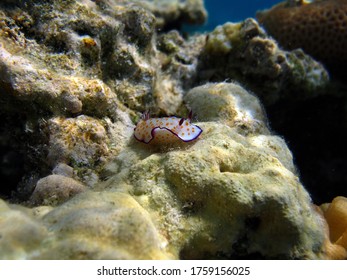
[186,0,281,32]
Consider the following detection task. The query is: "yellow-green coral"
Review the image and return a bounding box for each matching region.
[0,192,172,259]
[101,83,325,259]
[184,83,269,135]
[205,22,242,55]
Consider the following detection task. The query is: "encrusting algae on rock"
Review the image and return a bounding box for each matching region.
[200,18,329,105]
[0,81,327,259]
[101,83,326,259]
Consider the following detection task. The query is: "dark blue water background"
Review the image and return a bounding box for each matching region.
[186,0,281,32]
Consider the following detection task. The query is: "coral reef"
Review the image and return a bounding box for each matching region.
[256,0,347,74]
[0,0,206,195]
[0,192,170,259]
[199,18,329,105]
[184,83,269,135]
[154,18,329,112]
[0,0,340,260]
[0,82,326,259]
[133,0,207,29]
[100,83,324,259]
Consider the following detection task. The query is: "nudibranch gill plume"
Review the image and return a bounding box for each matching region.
[134,111,203,144]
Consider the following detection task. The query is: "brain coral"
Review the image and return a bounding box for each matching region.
[257,0,347,70]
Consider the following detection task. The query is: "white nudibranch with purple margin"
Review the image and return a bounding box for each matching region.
[134,111,203,144]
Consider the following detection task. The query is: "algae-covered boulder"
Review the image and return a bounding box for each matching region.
[0,199,48,259]
[35,191,170,259]
[200,19,329,105]
[30,174,87,206]
[102,83,325,259]
[184,83,269,136]
[0,81,326,259]
[0,192,170,259]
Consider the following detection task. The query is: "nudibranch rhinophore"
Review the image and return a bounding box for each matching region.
[134,111,202,144]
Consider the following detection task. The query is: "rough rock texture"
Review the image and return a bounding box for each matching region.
[0,0,330,199]
[184,83,269,136]
[30,174,87,206]
[133,0,207,28]
[197,16,347,205]
[0,199,48,259]
[199,18,329,105]
[0,192,169,259]
[257,0,347,74]
[100,83,325,259]
[254,0,347,204]
[0,0,205,198]
[0,82,327,259]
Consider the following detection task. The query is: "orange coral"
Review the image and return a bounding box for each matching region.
[317,196,347,259]
[257,0,347,70]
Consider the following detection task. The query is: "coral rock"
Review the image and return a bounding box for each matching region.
[30,174,87,206]
[36,191,170,259]
[200,19,329,105]
[47,115,109,169]
[257,0,347,71]
[184,83,269,135]
[0,199,48,259]
[52,163,74,178]
[0,192,170,259]
[134,0,207,28]
[103,82,325,259]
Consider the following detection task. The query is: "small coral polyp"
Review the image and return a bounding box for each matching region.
[134,111,202,144]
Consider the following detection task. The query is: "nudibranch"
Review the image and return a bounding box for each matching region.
[134,111,202,144]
